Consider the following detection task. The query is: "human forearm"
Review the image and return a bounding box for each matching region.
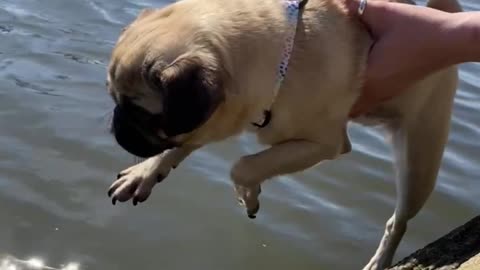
[346,0,480,117]
[347,0,479,67]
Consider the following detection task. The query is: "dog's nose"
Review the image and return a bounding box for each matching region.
[112,105,173,158]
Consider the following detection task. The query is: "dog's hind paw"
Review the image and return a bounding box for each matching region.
[362,255,390,270]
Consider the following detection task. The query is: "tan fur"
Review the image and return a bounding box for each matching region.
[106,0,461,268]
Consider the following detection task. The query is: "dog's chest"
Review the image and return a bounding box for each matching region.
[252,100,323,145]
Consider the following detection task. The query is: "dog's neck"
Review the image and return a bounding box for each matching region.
[251,0,308,128]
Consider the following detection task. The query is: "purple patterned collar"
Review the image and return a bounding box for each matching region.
[252,0,307,128]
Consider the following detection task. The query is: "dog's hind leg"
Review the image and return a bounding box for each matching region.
[363,75,457,270]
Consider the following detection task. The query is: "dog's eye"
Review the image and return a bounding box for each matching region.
[119,94,142,104]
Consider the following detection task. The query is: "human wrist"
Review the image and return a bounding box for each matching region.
[461,12,480,62]
[445,12,480,63]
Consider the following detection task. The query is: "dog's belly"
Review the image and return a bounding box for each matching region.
[352,108,402,128]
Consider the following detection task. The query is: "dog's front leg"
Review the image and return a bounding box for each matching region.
[108,145,199,205]
[231,139,344,218]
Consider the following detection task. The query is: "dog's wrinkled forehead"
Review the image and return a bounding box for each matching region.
[106,20,186,108]
[106,66,145,107]
[106,46,165,108]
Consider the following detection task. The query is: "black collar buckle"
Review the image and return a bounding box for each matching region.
[251,110,272,128]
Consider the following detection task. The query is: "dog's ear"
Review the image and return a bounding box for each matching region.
[151,56,224,137]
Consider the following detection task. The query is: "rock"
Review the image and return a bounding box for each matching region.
[458,254,480,270]
[388,215,480,270]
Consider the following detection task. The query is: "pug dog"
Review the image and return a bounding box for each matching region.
[105,0,461,269]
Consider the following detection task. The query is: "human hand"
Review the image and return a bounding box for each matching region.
[345,0,463,117]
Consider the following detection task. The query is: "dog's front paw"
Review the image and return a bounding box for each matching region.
[108,161,169,206]
[231,158,263,218]
[234,184,262,219]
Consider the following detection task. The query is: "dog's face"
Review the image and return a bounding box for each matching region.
[106,7,225,158]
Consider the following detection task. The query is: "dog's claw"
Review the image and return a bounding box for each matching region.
[117,173,122,179]
[112,197,117,205]
[247,202,260,219]
[133,197,138,206]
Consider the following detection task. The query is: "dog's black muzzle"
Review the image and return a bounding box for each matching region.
[111,102,176,158]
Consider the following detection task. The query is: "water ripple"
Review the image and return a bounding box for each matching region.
[83,0,123,25]
[0,255,80,270]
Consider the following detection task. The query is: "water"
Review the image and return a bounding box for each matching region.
[0,0,479,269]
